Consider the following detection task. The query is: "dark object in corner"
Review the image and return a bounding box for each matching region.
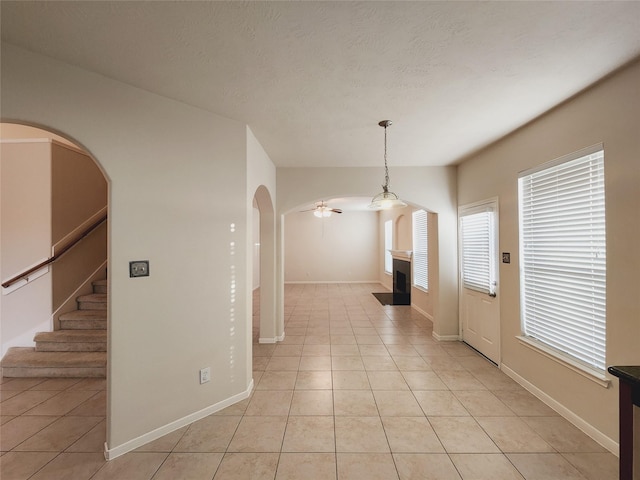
[608,365,640,480]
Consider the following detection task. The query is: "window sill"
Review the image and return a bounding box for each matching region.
[412,284,428,294]
[516,336,610,388]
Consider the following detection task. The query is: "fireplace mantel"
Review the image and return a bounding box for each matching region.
[389,250,412,262]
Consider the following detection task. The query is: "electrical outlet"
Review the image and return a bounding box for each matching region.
[129,261,149,277]
[199,367,211,384]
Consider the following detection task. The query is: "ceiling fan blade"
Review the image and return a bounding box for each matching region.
[331,209,343,214]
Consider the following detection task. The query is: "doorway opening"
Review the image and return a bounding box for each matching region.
[252,185,277,345]
[1,121,110,451]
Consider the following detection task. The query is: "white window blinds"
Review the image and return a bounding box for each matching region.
[518,146,606,371]
[412,209,428,290]
[460,207,496,296]
[384,220,393,274]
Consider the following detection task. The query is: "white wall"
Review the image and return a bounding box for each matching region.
[457,59,640,448]
[276,166,458,338]
[252,205,260,290]
[1,141,53,355]
[2,43,253,456]
[246,127,278,344]
[285,209,378,283]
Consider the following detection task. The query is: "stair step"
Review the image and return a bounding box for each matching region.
[34,330,106,352]
[77,293,107,310]
[0,347,106,378]
[93,279,108,294]
[59,310,107,330]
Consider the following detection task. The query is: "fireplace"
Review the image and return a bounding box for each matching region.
[372,250,412,306]
[391,258,411,305]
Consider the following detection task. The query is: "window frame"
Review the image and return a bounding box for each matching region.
[517,144,607,381]
[384,219,393,275]
[412,209,428,292]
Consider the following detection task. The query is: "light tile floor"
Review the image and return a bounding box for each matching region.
[0,283,618,479]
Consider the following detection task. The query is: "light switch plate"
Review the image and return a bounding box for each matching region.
[200,367,211,384]
[129,261,149,277]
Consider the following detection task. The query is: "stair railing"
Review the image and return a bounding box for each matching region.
[1,213,108,289]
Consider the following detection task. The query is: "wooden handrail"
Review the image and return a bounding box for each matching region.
[1,213,108,289]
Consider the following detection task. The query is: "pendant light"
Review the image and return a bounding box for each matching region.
[369,120,407,210]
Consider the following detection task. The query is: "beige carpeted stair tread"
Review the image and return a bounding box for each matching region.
[1,347,106,367]
[77,293,107,301]
[59,310,107,320]
[34,330,106,342]
[92,279,108,293]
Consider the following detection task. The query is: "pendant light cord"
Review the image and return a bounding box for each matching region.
[383,124,390,191]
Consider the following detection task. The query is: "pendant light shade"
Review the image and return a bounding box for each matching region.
[369,120,407,210]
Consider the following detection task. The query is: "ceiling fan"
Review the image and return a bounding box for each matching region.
[301,201,343,218]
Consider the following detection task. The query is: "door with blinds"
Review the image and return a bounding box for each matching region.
[459,199,500,364]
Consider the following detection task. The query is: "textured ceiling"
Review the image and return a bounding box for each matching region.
[2,1,640,168]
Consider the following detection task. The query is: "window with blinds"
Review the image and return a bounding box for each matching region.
[460,207,496,296]
[384,220,393,274]
[412,209,428,291]
[518,145,606,371]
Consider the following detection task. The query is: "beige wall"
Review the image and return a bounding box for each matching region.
[50,141,108,313]
[457,59,640,447]
[0,141,52,355]
[2,44,253,457]
[252,205,260,290]
[51,142,107,244]
[285,209,378,283]
[0,123,75,147]
[0,142,52,276]
[52,222,107,313]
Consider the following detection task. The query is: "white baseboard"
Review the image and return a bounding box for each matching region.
[104,379,254,461]
[284,280,379,284]
[432,331,460,341]
[501,363,619,456]
[411,304,433,322]
[258,332,285,344]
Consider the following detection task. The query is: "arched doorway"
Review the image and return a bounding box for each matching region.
[252,185,278,344]
[1,121,109,375]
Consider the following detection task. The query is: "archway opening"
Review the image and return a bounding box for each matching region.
[0,121,109,432]
[252,185,277,346]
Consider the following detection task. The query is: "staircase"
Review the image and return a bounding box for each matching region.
[0,279,107,377]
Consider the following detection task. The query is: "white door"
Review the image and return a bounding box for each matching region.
[459,200,500,364]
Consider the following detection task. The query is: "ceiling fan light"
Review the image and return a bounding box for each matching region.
[323,209,332,217]
[314,209,323,218]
